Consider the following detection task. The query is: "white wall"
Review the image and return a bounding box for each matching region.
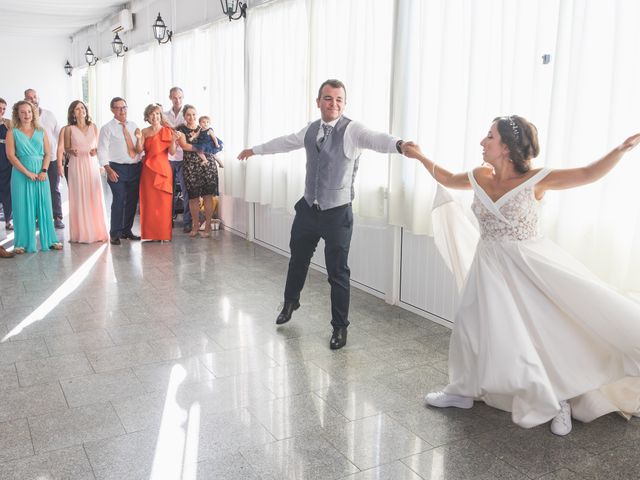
[0,33,73,123]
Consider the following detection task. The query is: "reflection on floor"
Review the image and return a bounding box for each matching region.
[0,225,638,480]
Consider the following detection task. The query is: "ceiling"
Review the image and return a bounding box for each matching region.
[0,1,128,37]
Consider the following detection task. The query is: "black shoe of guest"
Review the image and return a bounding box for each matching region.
[121,233,141,240]
[330,327,348,350]
[110,237,121,245]
[275,301,300,325]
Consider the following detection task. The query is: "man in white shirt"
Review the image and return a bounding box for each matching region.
[238,79,410,350]
[97,97,142,245]
[164,86,192,232]
[24,89,63,229]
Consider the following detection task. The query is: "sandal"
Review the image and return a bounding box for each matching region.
[189,229,199,238]
[50,243,63,250]
[14,247,25,254]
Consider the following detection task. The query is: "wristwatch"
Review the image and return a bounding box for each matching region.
[395,139,404,154]
[41,168,48,173]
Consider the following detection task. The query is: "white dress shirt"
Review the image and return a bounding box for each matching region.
[164,108,184,162]
[252,117,399,159]
[97,118,140,166]
[39,109,60,160]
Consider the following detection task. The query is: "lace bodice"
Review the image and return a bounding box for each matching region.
[469,169,550,242]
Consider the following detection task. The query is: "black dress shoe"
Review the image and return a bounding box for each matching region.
[121,233,141,240]
[275,301,300,325]
[110,237,121,245]
[330,327,348,350]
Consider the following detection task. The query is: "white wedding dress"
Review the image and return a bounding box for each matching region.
[434,168,640,428]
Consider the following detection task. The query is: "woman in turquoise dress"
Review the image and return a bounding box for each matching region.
[5,101,62,253]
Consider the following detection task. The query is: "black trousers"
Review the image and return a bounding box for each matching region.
[0,166,12,223]
[47,160,62,219]
[107,162,141,238]
[284,198,353,328]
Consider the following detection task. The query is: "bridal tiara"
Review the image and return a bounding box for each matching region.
[507,116,520,141]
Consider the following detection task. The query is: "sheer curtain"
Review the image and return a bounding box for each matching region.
[244,0,309,211]
[172,29,212,117]
[389,0,559,235]
[543,0,640,290]
[93,57,124,127]
[207,19,245,198]
[124,45,173,126]
[308,0,395,217]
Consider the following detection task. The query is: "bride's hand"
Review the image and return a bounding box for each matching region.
[620,133,640,152]
[402,142,423,159]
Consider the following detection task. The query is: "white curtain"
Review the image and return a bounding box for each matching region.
[389,0,640,291]
[308,0,395,218]
[389,0,559,235]
[244,0,309,211]
[543,0,640,290]
[93,57,124,127]
[172,29,212,117]
[124,44,173,127]
[207,19,245,198]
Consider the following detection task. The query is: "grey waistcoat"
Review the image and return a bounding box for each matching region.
[303,116,359,210]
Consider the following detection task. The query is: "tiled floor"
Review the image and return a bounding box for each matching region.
[0,222,639,479]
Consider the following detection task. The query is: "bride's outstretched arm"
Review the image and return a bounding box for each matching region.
[539,132,640,191]
[402,142,471,190]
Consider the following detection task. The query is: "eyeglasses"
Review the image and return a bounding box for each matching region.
[112,105,128,111]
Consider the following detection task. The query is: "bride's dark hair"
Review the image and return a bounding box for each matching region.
[493,115,540,173]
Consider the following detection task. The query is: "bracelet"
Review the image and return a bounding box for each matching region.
[395,139,404,154]
[41,168,48,173]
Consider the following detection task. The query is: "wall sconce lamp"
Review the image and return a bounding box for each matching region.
[64,60,73,77]
[111,32,128,57]
[152,13,173,44]
[85,46,99,66]
[220,0,247,21]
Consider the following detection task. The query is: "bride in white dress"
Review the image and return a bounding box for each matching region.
[402,115,640,436]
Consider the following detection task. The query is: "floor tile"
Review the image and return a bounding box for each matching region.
[566,412,640,454]
[132,356,216,392]
[314,379,413,421]
[44,329,115,356]
[241,433,359,480]
[195,407,276,461]
[29,402,125,453]
[195,451,262,479]
[402,439,527,480]
[199,348,278,377]
[388,404,500,447]
[322,413,431,470]
[16,352,94,387]
[574,438,640,480]
[0,445,95,480]
[60,368,146,407]
[0,383,68,423]
[105,322,175,345]
[84,429,158,480]
[0,338,50,365]
[85,342,163,373]
[341,460,424,480]
[473,423,594,478]
[247,392,349,440]
[0,363,19,391]
[0,418,33,463]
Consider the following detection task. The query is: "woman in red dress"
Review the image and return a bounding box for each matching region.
[135,104,177,241]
